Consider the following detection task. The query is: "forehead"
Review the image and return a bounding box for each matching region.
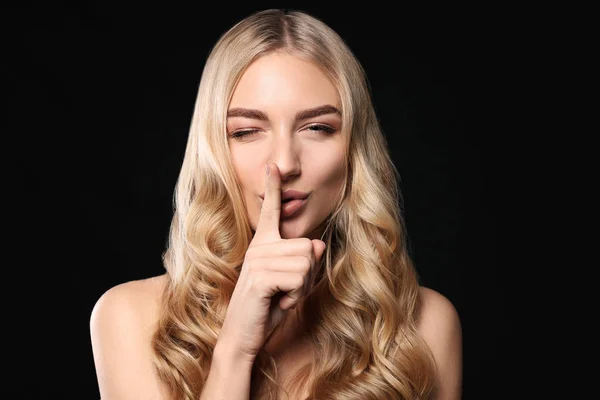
[229,52,340,110]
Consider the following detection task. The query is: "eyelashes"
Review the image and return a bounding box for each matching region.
[229,124,336,139]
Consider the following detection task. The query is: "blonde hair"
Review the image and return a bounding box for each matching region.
[151,9,437,399]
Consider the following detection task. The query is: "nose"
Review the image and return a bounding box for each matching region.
[268,129,301,181]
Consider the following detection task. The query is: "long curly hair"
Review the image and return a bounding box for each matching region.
[151,8,437,399]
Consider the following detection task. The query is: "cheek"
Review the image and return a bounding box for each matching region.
[230,149,264,228]
[316,150,346,185]
[230,149,256,188]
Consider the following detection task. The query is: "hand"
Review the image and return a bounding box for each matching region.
[217,162,326,362]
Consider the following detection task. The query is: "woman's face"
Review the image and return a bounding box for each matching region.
[227,51,346,240]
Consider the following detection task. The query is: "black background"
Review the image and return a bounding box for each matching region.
[8,3,532,399]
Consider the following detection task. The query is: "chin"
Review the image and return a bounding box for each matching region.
[279,219,309,238]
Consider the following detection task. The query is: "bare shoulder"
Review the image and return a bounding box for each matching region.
[90,274,168,343]
[91,274,168,326]
[90,273,171,399]
[417,286,461,333]
[417,286,462,400]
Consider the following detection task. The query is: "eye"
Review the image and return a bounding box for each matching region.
[305,124,336,134]
[229,129,259,139]
[229,125,336,140]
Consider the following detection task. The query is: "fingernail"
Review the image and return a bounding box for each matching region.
[266,163,270,176]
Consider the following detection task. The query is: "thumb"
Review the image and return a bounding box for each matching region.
[312,239,327,262]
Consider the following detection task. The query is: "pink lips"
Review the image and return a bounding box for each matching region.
[280,198,308,218]
[280,190,309,201]
[259,190,310,219]
[259,190,310,201]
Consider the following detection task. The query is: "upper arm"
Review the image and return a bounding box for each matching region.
[90,281,171,400]
[417,286,463,400]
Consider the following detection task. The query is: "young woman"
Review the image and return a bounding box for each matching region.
[90,8,462,400]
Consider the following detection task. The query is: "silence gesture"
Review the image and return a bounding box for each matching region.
[217,162,326,363]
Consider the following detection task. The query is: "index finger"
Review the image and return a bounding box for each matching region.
[254,162,281,241]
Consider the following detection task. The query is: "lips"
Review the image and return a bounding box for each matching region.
[258,190,310,219]
[281,190,309,201]
[259,189,310,201]
[281,198,308,218]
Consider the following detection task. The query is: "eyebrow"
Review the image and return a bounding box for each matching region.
[227,104,341,121]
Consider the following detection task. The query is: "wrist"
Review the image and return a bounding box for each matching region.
[212,340,256,370]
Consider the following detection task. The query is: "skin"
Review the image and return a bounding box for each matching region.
[89,51,462,399]
[220,50,346,386]
[226,51,346,241]
[90,277,461,399]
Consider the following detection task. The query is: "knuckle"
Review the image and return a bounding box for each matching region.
[300,238,313,253]
[246,244,261,258]
[245,257,263,272]
[294,273,305,289]
[301,256,311,272]
[249,270,267,291]
[244,258,255,271]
